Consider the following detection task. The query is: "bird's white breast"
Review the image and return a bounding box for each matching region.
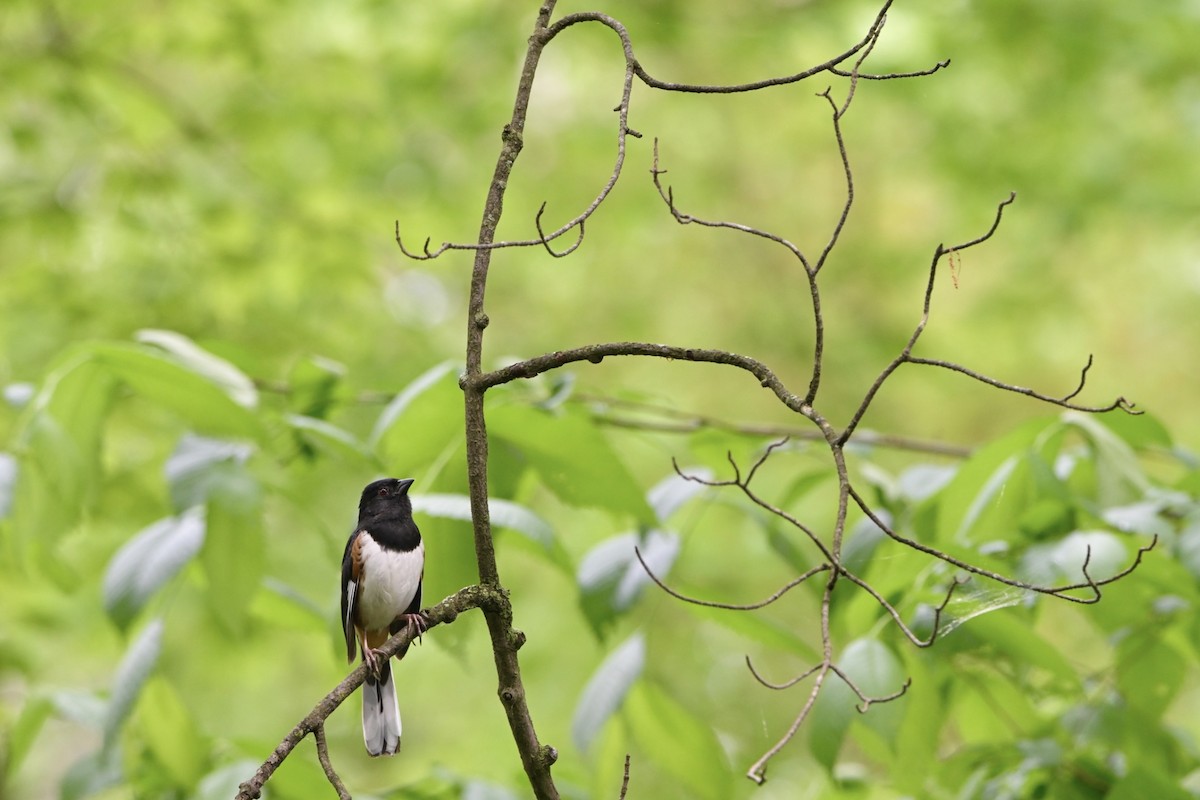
[356,535,424,632]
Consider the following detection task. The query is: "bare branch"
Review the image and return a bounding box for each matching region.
[828,59,952,80]
[637,546,830,610]
[829,666,911,712]
[472,341,810,414]
[747,665,830,784]
[848,486,1157,602]
[618,754,632,799]
[313,724,351,800]
[650,139,810,268]
[840,192,1019,445]
[630,1,897,94]
[906,356,1138,414]
[535,202,585,258]
[746,658,823,691]
[1062,354,1095,403]
[837,568,967,648]
[237,588,489,800]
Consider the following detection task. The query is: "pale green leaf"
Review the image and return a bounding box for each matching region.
[103,510,206,630]
[136,329,258,407]
[137,677,207,789]
[369,362,463,474]
[572,632,645,753]
[490,405,655,524]
[104,618,164,747]
[624,681,731,800]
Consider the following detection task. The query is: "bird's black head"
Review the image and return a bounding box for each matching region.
[358,477,415,523]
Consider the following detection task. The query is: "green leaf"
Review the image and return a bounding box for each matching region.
[164,434,254,511]
[809,639,907,769]
[839,638,906,745]
[684,603,818,659]
[369,361,463,474]
[927,416,1056,545]
[103,510,206,630]
[1116,636,1185,719]
[572,632,645,753]
[1061,411,1152,502]
[283,414,373,463]
[490,405,655,525]
[891,650,942,792]
[1096,409,1173,451]
[61,748,122,800]
[201,492,264,635]
[250,578,329,633]
[104,618,164,747]
[135,329,259,408]
[578,530,679,637]
[285,354,346,418]
[957,611,1078,683]
[1106,766,1193,800]
[13,355,117,545]
[0,452,16,519]
[92,342,261,438]
[624,681,731,800]
[195,761,265,800]
[412,493,553,550]
[137,677,207,790]
[6,694,54,778]
[48,690,108,729]
[1018,530,1129,586]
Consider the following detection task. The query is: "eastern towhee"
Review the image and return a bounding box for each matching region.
[340,477,426,756]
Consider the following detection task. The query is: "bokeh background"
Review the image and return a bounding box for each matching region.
[2,1,1198,798]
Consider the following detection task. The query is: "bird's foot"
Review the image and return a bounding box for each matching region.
[362,646,384,678]
[403,612,429,646]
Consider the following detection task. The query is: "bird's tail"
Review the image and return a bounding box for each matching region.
[362,659,401,756]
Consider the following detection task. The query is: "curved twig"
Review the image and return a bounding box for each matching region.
[828,666,911,712]
[746,658,823,691]
[535,202,585,257]
[628,1,897,94]
[472,341,811,415]
[636,546,829,611]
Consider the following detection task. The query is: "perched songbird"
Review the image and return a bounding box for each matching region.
[340,477,426,756]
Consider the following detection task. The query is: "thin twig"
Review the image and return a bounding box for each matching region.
[313,724,351,800]
[905,356,1136,414]
[636,546,829,610]
[839,192,1018,445]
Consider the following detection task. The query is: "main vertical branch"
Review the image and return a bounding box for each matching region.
[461,2,561,799]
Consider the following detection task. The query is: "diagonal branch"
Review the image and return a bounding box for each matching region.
[839,192,1018,444]
[236,587,492,800]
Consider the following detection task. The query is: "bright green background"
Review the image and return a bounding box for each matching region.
[2,1,1198,799]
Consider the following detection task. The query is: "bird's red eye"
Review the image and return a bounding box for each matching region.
[377,487,390,497]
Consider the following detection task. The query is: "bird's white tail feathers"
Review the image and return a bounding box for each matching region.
[362,661,401,756]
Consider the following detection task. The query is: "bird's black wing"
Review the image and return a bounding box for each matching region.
[340,529,364,663]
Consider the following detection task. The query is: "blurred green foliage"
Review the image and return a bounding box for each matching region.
[2,1,1199,799]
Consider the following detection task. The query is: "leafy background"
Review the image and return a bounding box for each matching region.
[2,1,1199,798]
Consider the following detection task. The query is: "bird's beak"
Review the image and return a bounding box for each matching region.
[397,478,415,495]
